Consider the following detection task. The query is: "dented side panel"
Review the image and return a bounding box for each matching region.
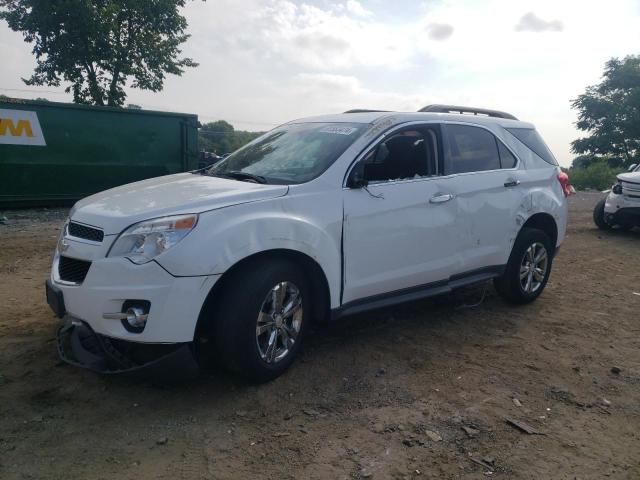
[156,187,344,308]
[514,167,568,247]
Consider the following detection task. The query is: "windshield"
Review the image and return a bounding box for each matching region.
[207,122,367,184]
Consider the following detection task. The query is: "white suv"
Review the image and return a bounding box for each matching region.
[46,105,570,381]
[593,163,640,231]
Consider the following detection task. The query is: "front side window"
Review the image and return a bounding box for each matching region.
[208,122,367,184]
[362,128,439,183]
[444,124,501,174]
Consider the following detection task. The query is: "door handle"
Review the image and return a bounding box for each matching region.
[429,193,455,204]
[504,179,521,188]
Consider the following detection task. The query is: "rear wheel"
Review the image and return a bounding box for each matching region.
[593,198,611,230]
[211,259,311,382]
[494,228,553,304]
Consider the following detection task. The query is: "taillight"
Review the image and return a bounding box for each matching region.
[557,170,572,197]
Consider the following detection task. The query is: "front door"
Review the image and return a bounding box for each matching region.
[342,124,462,304]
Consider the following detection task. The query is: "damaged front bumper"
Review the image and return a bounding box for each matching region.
[57,319,200,381]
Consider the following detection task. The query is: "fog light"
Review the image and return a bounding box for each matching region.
[103,300,150,333]
[121,300,150,333]
[124,307,148,328]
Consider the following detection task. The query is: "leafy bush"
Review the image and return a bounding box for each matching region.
[569,161,624,191]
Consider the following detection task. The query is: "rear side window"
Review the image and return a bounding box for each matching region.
[497,141,517,168]
[506,128,557,166]
[444,125,500,174]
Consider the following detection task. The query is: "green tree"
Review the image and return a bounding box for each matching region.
[570,153,625,170]
[199,120,263,155]
[0,0,197,107]
[570,154,599,169]
[200,120,235,153]
[571,55,640,164]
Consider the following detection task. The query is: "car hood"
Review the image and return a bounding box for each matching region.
[71,173,289,234]
[617,171,640,185]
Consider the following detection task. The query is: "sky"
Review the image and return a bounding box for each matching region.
[1,0,639,166]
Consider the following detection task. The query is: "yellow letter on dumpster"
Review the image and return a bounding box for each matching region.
[0,118,34,137]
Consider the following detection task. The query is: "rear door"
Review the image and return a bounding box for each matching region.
[440,123,523,272]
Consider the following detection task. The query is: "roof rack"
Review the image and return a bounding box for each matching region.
[343,109,390,114]
[418,104,518,120]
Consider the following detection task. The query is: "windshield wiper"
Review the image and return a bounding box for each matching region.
[210,171,268,184]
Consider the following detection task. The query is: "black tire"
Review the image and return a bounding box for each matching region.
[211,259,311,383]
[494,227,553,304]
[593,198,611,230]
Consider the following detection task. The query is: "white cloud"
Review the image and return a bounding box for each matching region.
[425,23,454,40]
[289,73,426,114]
[515,12,563,32]
[220,0,416,70]
[345,0,372,18]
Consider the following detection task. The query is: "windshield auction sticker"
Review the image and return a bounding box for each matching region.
[0,109,47,146]
[319,126,358,135]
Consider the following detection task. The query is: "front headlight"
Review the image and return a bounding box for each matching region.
[108,214,198,264]
[612,182,623,195]
[54,218,70,256]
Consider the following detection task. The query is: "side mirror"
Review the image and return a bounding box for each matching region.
[628,163,638,172]
[347,162,368,189]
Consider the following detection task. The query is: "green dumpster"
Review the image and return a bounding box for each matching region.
[0,98,199,208]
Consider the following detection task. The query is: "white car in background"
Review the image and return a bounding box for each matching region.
[46,105,570,382]
[594,163,640,231]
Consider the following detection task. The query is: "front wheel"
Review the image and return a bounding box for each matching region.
[212,259,311,382]
[593,198,611,230]
[494,228,553,304]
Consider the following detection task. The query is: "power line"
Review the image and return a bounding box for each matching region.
[199,131,264,136]
[0,86,281,128]
[203,117,278,128]
[118,99,281,128]
[0,86,68,95]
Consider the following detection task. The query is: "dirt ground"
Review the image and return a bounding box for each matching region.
[0,193,639,480]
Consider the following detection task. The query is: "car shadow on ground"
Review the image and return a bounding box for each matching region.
[138,282,525,396]
[603,227,640,238]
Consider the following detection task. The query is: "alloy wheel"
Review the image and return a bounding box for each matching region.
[519,242,548,294]
[255,281,303,364]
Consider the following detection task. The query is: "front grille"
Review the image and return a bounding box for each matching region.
[68,222,104,242]
[58,256,92,284]
[622,182,640,200]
